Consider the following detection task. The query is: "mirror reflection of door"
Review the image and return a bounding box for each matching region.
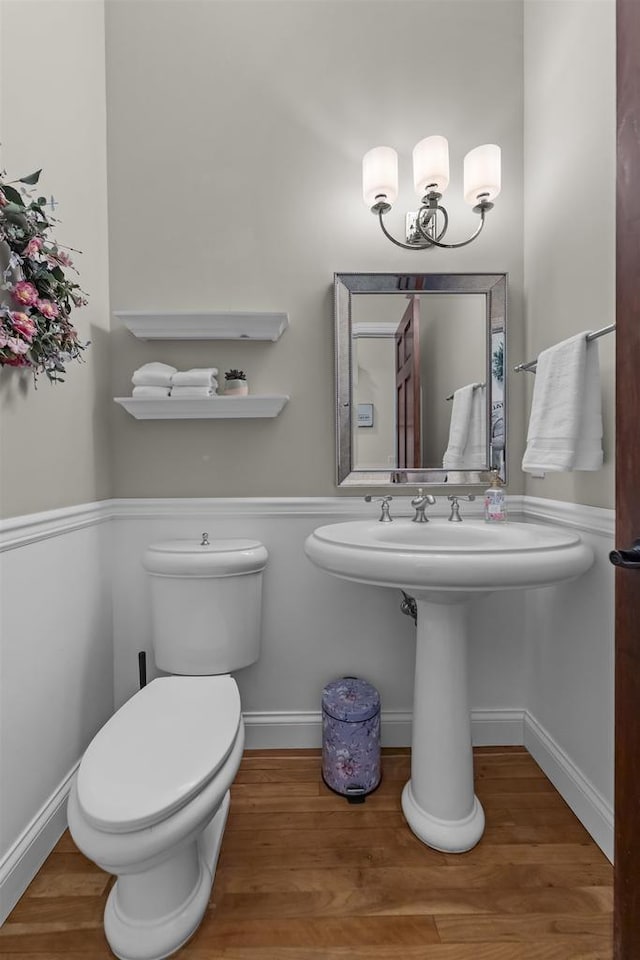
[351,292,494,472]
[395,297,421,469]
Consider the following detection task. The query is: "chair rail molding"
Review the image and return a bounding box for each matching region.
[0,495,614,547]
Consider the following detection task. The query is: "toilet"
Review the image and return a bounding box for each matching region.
[67,537,268,960]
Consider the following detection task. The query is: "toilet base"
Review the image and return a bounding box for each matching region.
[104,791,230,960]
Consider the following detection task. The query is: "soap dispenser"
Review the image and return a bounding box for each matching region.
[484,470,507,523]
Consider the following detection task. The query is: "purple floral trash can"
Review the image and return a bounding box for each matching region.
[321,677,381,803]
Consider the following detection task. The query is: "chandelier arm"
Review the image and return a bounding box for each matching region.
[416,205,449,243]
[377,210,435,250]
[416,207,487,249]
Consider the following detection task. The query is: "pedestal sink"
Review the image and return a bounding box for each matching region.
[304,518,593,853]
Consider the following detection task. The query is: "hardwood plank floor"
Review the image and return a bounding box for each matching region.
[0,747,613,959]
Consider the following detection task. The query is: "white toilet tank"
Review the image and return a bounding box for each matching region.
[142,538,268,675]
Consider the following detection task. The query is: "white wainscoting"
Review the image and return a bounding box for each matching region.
[0,507,114,923]
[521,507,615,862]
[524,712,614,862]
[0,495,615,921]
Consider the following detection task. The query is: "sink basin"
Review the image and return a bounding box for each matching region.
[305,517,594,853]
[305,518,593,600]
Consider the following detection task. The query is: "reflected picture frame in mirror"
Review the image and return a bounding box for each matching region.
[335,272,507,487]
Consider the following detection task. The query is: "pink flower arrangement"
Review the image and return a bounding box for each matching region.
[0,167,88,382]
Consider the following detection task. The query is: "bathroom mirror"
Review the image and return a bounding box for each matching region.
[335,273,507,486]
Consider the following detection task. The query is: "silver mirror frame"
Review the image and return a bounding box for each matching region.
[335,272,507,487]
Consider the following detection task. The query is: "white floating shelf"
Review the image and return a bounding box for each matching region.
[114,395,289,420]
[114,311,289,341]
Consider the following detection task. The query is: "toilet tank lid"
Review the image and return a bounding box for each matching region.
[76,676,241,834]
[143,538,268,577]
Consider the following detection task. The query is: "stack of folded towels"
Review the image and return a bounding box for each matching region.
[131,363,219,398]
[172,367,219,397]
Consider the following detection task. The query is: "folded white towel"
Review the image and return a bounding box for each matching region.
[443,384,486,470]
[171,385,216,398]
[172,368,219,387]
[132,362,176,387]
[132,385,171,397]
[522,333,603,473]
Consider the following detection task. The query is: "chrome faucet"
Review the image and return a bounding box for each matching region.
[411,488,436,523]
[447,495,476,522]
[364,495,393,522]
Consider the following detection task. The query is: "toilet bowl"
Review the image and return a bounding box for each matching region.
[67,538,268,960]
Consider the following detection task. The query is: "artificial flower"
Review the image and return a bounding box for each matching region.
[12,280,39,306]
[11,312,37,341]
[6,335,30,355]
[36,299,59,320]
[24,237,43,258]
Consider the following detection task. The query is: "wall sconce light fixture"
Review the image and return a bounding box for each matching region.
[362,136,501,250]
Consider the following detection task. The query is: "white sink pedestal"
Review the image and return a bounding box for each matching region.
[304,517,595,856]
[402,598,484,852]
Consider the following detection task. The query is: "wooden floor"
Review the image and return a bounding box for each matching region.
[1,747,613,959]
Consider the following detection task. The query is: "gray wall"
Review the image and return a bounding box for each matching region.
[523,0,615,509]
[0,0,616,511]
[0,0,112,519]
[354,338,396,470]
[106,0,526,498]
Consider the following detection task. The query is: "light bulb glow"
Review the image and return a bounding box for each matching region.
[413,135,450,197]
[464,143,501,205]
[362,146,398,208]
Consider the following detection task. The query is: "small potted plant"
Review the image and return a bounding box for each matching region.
[223,368,248,396]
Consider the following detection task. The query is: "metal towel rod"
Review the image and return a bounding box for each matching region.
[446,382,486,402]
[514,323,616,373]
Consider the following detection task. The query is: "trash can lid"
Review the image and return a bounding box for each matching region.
[322,677,380,722]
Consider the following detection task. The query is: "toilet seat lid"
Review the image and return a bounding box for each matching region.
[76,676,241,834]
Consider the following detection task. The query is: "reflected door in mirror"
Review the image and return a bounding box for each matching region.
[395,297,421,468]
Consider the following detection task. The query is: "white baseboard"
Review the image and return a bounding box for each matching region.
[243,708,525,750]
[471,709,525,746]
[243,711,323,749]
[0,762,78,925]
[524,712,613,862]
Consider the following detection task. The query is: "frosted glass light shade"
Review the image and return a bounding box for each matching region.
[362,146,399,208]
[464,144,501,205]
[413,135,450,197]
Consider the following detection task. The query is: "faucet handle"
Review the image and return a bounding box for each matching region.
[447,495,476,522]
[364,495,394,522]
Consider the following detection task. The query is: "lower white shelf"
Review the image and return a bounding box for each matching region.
[114,395,289,420]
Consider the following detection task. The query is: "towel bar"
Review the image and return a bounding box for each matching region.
[514,323,616,373]
[445,382,486,401]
